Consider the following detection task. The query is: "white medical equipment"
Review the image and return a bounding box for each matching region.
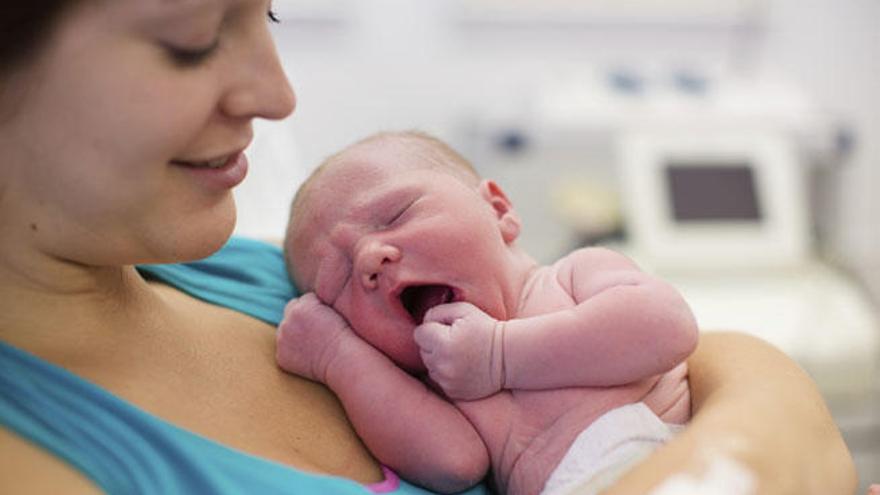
[614,126,878,397]
[522,71,879,398]
[618,130,809,271]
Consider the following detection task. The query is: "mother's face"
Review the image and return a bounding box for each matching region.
[0,0,295,266]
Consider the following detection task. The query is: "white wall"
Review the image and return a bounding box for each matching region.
[236,0,879,301]
[238,0,760,241]
[757,0,880,299]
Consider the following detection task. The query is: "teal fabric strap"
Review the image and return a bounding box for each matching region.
[0,342,372,495]
[137,236,297,326]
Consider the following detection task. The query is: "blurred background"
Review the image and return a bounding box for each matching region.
[237,0,879,489]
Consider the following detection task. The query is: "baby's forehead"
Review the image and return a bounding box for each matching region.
[300,163,387,213]
[290,163,388,242]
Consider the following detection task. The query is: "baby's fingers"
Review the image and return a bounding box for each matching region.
[280,293,318,323]
[422,301,479,325]
[282,295,309,321]
[413,321,452,353]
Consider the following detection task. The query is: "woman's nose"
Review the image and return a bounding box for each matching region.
[220,25,296,121]
[355,240,402,290]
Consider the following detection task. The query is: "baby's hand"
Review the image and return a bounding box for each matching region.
[414,302,505,401]
[276,293,362,385]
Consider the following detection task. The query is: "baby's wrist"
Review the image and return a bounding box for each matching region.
[323,334,376,386]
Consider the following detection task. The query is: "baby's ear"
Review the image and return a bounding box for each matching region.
[479,179,521,244]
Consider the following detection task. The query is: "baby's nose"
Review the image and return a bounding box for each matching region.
[357,241,401,289]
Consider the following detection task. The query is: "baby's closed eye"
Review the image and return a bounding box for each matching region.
[384,197,419,227]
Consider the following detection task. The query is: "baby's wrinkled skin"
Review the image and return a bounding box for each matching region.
[276,133,698,494]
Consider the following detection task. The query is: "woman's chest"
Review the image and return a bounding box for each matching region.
[71,293,382,484]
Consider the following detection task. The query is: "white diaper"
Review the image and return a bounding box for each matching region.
[540,402,681,495]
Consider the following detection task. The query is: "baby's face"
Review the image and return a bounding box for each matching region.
[288,141,516,373]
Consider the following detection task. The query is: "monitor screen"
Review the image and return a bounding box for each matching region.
[665,162,763,222]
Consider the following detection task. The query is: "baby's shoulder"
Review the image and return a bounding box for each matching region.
[555,247,638,271]
[517,264,578,316]
[548,248,646,301]
[520,249,643,314]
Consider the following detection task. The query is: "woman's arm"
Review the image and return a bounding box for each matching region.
[603,331,856,494]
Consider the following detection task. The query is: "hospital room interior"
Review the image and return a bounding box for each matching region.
[237,0,879,490]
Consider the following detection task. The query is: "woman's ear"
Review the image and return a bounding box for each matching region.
[479,179,521,244]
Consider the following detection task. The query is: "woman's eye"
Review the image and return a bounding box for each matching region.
[164,40,220,67]
[162,7,277,68]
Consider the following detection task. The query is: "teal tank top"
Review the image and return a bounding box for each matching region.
[0,237,487,495]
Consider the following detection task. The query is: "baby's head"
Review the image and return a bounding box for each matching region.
[283,130,522,372]
[284,130,482,291]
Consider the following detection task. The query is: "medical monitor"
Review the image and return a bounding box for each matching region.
[665,162,762,222]
[618,131,810,270]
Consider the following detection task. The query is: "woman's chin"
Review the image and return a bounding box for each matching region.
[183,216,237,261]
[149,201,238,263]
[185,228,234,261]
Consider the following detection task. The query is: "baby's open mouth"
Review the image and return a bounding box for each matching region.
[400,284,455,324]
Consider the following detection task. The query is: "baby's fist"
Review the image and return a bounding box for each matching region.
[413,302,505,400]
[276,293,354,384]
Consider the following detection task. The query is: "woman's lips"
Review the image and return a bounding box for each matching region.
[170,151,249,190]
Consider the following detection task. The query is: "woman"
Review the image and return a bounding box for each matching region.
[0,1,856,494]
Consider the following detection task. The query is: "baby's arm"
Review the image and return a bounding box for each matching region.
[502,247,698,390]
[415,248,698,399]
[276,294,488,493]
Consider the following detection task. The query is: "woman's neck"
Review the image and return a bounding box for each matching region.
[0,247,162,358]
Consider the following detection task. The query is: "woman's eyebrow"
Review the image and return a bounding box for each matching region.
[150,0,219,21]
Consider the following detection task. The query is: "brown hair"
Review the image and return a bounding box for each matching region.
[0,1,79,77]
[0,1,81,120]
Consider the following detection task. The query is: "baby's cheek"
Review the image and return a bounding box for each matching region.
[397,339,428,375]
[366,326,425,374]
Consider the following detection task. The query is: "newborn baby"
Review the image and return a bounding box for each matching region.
[277,131,698,495]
